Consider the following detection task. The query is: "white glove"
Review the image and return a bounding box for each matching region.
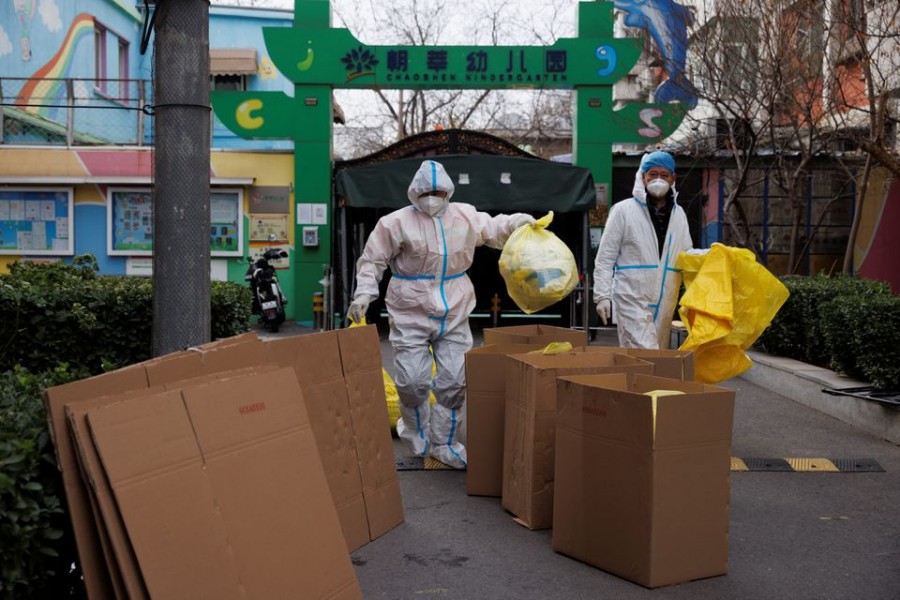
[511,214,536,229]
[596,298,611,325]
[348,297,370,324]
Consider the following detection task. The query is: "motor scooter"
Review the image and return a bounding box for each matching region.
[245,240,289,333]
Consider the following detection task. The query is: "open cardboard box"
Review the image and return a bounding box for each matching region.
[552,372,735,588]
[482,324,588,348]
[502,351,655,530]
[464,343,551,497]
[574,346,695,380]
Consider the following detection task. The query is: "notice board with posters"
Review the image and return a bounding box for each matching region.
[0,188,74,255]
[108,188,243,257]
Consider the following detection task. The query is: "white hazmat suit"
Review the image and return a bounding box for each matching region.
[351,160,534,468]
[592,161,693,349]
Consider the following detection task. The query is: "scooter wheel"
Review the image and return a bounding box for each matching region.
[268,322,280,334]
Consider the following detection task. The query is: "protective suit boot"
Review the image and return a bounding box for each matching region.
[396,402,430,457]
[428,403,467,469]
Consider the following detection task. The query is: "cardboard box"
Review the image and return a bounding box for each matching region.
[502,352,654,530]
[464,344,549,497]
[86,368,362,599]
[552,372,735,588]
[576,346,695,380]
[482,324,587,348]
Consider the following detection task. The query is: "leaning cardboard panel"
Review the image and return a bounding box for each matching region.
[552,372,735,588]
[41,333,262,599]
[502,352,654,530]
[464,343,549,497]
[86,368,362,600]
[482,324,587,348]
[65,366,281,600]
[336,325,405,541]
[263,332,372,551]
[575,346,695,380]
[42,365,150,600]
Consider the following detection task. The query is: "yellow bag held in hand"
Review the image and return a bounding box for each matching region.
[350,317,436,433]
[498,211,578,314]
[675,243,790,384]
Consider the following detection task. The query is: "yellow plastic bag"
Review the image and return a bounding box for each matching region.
[498,211,578,314]
[350,317,437,433]
[675,243,790,384]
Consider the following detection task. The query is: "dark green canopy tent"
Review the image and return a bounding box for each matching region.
[335,154,596,212]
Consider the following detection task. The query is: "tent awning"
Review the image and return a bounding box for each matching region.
[335,154,596,212]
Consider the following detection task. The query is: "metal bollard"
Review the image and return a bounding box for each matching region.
[313,292,324,330]
[491,292,502,327]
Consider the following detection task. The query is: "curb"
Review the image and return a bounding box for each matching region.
[740,350,900,446]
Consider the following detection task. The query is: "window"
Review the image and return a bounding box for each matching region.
[94,21,130,97]
[0,189,74,256]
[94,26,107,92]
[211,75,246,92]
[118,40,129,101]
[107,188,243,257]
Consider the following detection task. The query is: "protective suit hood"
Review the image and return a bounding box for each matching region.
[408,160,456,204]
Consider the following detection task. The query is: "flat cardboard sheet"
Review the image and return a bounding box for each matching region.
[44,329,402,597]
[86,368,362,600]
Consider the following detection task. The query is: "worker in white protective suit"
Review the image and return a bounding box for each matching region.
[592,151,693,348]
[348,160,535,469]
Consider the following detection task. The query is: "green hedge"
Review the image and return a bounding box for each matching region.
[0,365,88,599]
[0,256,255,597]
[0,256,252,376]
[755,275,899,389]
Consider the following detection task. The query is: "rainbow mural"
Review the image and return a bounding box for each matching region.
[15,13,96,118]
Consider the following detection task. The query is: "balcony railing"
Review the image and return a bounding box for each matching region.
[0,77,152,146]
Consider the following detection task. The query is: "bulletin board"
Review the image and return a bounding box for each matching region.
[0,188,74,256]
[108,188,243,257]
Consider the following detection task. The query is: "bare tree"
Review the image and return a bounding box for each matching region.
[822,0,900,273]
[331,0,575,159]
[677,0,885,273]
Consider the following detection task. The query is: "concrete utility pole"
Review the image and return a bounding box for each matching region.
[152,0,211,356]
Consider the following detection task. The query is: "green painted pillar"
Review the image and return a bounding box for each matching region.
[293,85,333,324]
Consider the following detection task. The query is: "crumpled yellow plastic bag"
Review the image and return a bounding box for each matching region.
[498,211,578,314]
[351,317,437,433]
[675,243,789,384]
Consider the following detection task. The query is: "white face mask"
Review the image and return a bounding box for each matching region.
[414,195,448,216]
[645,178,671,198]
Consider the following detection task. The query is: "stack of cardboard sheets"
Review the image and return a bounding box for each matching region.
[43,327,403,600]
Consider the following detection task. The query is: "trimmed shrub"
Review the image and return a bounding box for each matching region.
[848,295,900,390]
[0,365,88,599]
[0,256,252,376]
[756,274,897,389]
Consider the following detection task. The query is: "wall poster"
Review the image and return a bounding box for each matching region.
[108,188,243,257]
[0,188,74,256]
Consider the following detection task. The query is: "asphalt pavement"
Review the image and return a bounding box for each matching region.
[260,320,900,599]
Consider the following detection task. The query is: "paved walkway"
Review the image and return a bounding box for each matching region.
[260,321,900,599]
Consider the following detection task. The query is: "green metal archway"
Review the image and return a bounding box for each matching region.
[211,0,686,323]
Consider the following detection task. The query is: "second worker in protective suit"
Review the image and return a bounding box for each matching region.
[348,160,535,469]
[592,151,693,349]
